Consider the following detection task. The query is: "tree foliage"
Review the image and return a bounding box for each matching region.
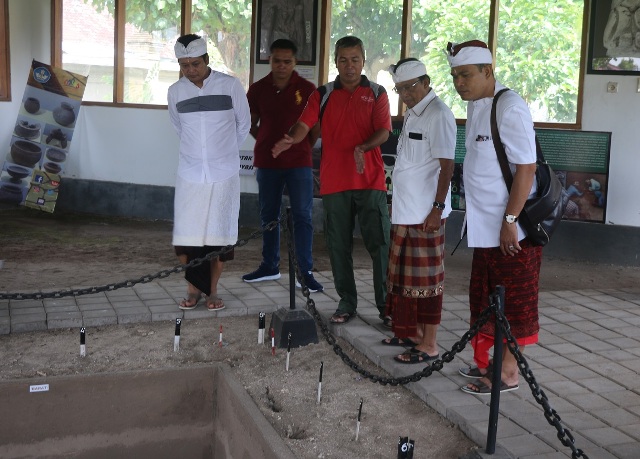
[331,0,582,123]
[84,0,583,122]
[83,0,252,83]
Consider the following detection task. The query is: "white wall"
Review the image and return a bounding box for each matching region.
[2,0,640,227]
[581,75,640,227]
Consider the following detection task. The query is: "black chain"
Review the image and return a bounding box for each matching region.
[4,213,590,457]
[282,213,491,385]
[0,219,282,301]
[495,308,589,459]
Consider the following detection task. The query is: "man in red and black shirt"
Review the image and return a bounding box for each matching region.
[243,39,323,292]
[273,36,392,324]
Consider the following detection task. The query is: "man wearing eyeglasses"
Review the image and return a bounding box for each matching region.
[272,36,391,325]
[380,58,456,365]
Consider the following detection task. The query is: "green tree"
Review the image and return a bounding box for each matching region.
[83,0,252,83]
[331,0,582,123]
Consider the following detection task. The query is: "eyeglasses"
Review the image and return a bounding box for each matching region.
[393,80,421,93]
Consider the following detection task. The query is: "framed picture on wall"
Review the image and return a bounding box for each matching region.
[587,0,640,74]
[255,0,318,65]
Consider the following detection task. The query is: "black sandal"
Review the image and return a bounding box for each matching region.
[381,337,418,347]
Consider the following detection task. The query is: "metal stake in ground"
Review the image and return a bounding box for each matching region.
[258,312,265,344]
[355,398,363,441]
[271,327,275,355]
[80,327,86,357]
[173,318,181,352]
[286,332,292,371]
[317,361,323,404]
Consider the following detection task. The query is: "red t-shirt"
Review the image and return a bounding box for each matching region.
[247,71,316,169]
[298,76,391,195]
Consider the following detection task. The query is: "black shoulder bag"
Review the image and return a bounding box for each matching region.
[490,88,568,247]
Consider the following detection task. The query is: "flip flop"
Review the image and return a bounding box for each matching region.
[459,365,492,379]
[329,311,356,324]
[179,292,202,310]
[393,350,439,364]
[460,379,518,395]
[381,315,393,329]
[206,295,225,311]
[381,336,418,347]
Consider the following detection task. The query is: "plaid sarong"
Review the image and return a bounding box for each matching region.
[384,221,446,337]
[469,239,542,340]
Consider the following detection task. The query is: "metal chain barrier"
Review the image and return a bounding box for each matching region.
[281,213,491,385]
[0,219,282,301]
[283,218,589,457]
[3,211,590,458]
[495,309,589,459]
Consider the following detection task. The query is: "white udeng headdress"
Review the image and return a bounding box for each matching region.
[388,60,427,84]
[446,40,493,67]
[174,37,207,59]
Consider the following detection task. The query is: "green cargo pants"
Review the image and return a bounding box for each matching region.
[322,189,390,316]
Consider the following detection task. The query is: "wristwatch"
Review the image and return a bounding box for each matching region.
[432,201,446,211]
[504,214,518,224]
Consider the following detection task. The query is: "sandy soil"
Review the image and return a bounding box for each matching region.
[2,207,640,458]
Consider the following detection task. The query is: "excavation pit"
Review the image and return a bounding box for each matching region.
[0,365,295,459]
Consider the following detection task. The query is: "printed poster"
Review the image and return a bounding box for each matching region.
[1,60,87,212]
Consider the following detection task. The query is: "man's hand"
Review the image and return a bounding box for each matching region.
[272,134,295,158]
[354,145,366,174]
[500,221,521,256]
[422,210,442,233]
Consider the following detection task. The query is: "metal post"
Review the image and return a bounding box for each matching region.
[486,284,505,454]
[286,207,296,310]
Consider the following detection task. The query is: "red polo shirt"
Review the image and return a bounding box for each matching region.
[247,71,316,169]
[298,76,391,195]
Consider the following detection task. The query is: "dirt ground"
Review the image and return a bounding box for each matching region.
[2,207,640,458]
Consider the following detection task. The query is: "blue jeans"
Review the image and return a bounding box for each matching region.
[257,167,314,273]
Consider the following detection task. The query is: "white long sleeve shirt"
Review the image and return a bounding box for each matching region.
[168,69,250,183]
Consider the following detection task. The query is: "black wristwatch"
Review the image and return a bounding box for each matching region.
[432,201,445,211]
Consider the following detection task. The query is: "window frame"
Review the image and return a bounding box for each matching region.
[318,0,587,129]
[0,0,10,102]
[53,0,587,128]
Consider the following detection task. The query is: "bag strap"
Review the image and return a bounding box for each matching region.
[490,88,545,193]
[490,88,515,192]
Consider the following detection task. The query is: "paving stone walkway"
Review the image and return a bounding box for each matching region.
[3,269,640,458]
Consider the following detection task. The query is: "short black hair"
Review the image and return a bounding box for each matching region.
[270,39,297,55]
[177,34,201,47]
[334,36,365,63]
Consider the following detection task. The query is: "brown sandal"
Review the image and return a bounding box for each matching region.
[329,311,356,324]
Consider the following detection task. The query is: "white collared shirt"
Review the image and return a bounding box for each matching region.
[463,82,537,247]
[392,90,456,224]
[168,69,250,183]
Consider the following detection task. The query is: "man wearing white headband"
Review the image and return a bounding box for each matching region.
[167,34,250,312]
[380,58,456,366]
[447,40,540,395]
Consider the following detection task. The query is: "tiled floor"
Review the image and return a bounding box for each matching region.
[3,269,640,458]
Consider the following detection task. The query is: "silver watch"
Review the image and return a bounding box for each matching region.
[504,214,518,224]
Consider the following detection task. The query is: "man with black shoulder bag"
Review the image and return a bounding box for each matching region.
[447,40,541,396]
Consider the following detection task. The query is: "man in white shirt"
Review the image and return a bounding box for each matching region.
[447,40,540,395]
[168,34,250,311]
[380,58,455,365]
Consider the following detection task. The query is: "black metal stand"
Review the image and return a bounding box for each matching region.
[269,207,318,348]
[486,285,505,454]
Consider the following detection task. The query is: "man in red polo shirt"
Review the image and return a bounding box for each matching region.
[272,36,392,324]
[243,39,323,293]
